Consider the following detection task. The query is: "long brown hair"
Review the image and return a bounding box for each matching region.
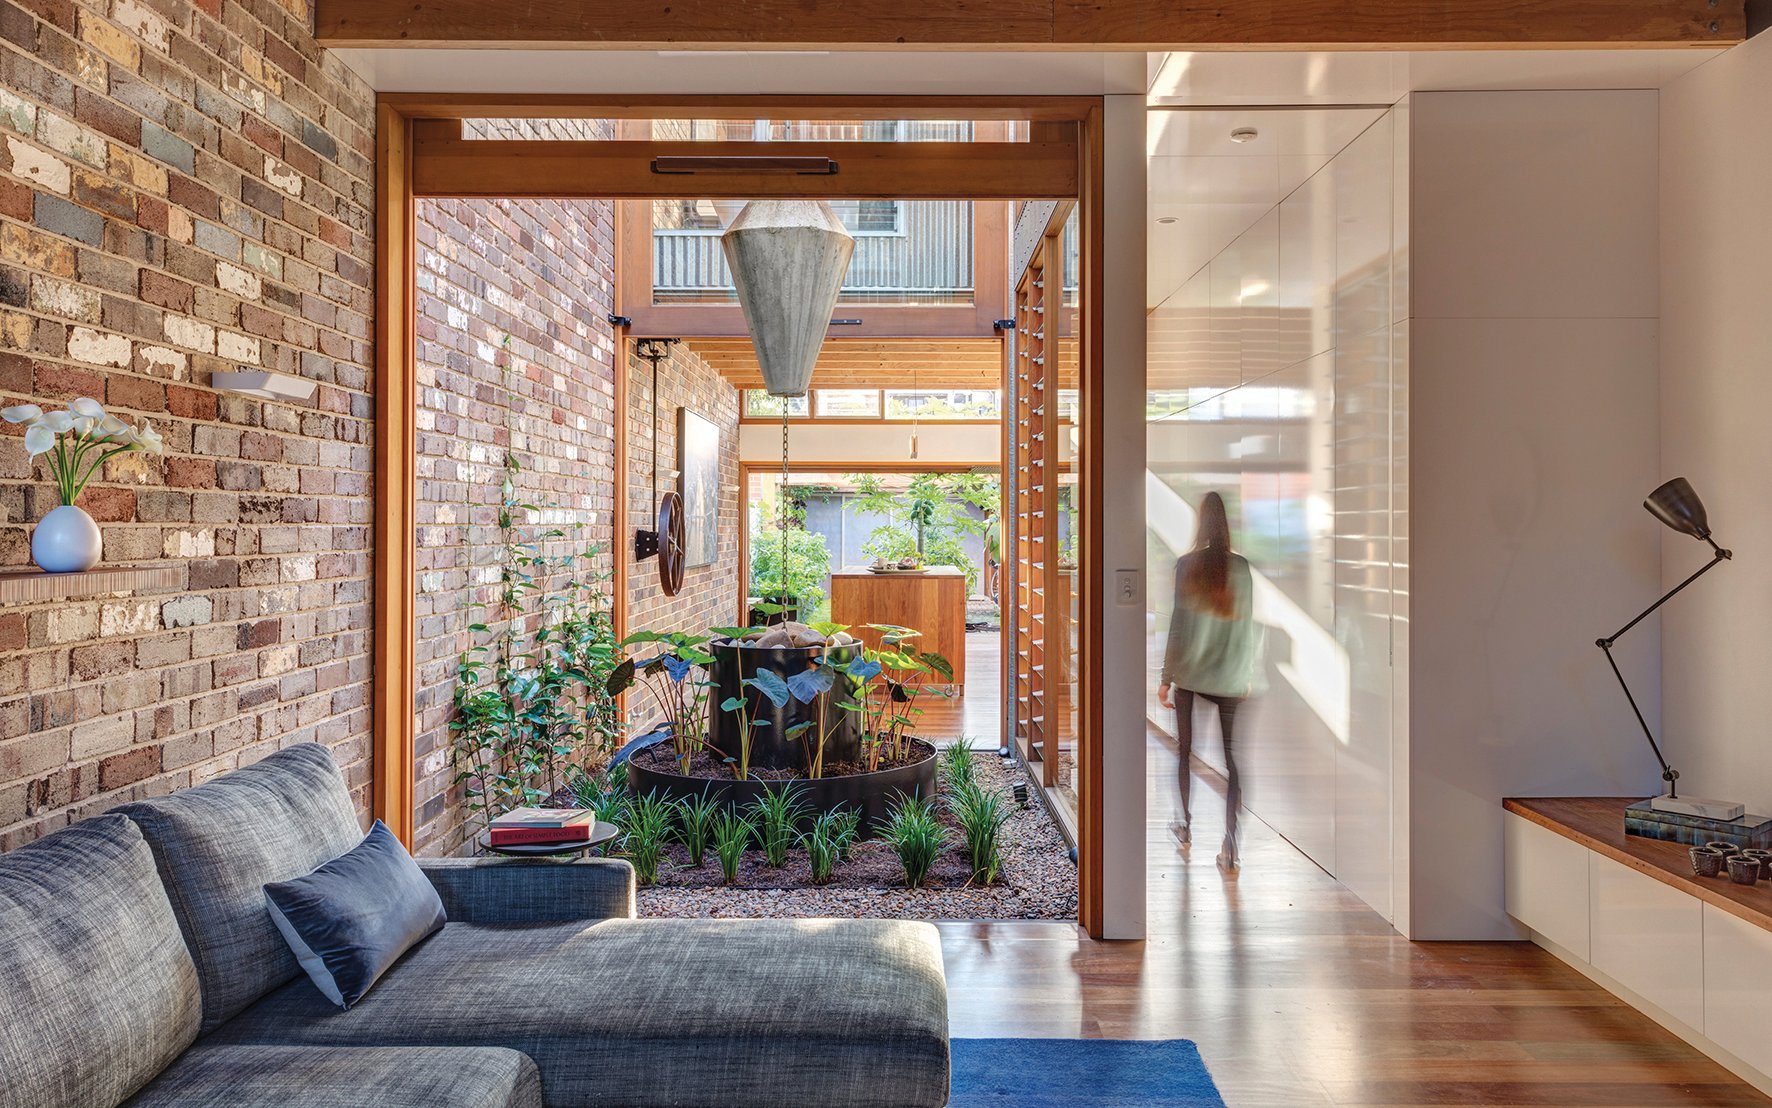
[1183,491,1235,619]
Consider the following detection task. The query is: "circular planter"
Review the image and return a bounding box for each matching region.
[708,637,861,772]
[627,731,937,837]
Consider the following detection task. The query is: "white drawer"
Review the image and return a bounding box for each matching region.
[1503,812,1591,960]
[1703,904,1772,1076]
[1589,852,1704,1030]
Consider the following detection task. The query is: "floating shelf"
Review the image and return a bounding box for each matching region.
[0,565,182,604]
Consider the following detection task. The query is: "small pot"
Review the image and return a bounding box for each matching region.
[1704,840,1743,857]
[1725,855,1761,886]
[31,503,101,573]
[1690,846,1726,878]
[1742,849,1772,880]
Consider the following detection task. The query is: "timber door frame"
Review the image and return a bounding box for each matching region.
[374,94,1107,936]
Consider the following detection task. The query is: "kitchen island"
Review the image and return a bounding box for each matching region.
[829,565,967,689]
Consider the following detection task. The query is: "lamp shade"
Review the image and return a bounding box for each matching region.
[1645,477,1711,540]
[721,200,854,398]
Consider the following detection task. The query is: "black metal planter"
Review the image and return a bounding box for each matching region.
[707,638,862,772]
[626,731,938,837]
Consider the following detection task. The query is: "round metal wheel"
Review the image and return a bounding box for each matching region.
[657,491,686,596]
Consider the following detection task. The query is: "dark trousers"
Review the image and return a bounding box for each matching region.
[1174,690,1243,850]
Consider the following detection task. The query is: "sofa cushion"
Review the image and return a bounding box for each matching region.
[0,815,201,1108]
[265,820,447,1008]
[210,917,951,1108]
[121,1044,542,1108]
[113,743,365,1032]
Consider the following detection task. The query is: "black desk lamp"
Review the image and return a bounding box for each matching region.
[1596,477,1743,822]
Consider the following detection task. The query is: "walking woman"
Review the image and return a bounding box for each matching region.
[1158,491,1263,871]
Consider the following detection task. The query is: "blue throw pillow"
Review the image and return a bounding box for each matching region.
[263,820,446,1008]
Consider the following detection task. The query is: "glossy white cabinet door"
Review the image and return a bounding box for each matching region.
[1703,905,1772,1076]
[1502,813,1590,960]
[1589,853,1704,1030]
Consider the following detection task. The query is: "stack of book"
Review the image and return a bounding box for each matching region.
[488,808,598,847]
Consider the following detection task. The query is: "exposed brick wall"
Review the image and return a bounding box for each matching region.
[0,0,374,850]
[412,193,620,856]
[625,340,740,642]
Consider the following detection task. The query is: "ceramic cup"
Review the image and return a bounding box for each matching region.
[1690,846,1726,878]
[1742,849,1772,880]
[1725,855,1760,886]
[1704,840,1743,857]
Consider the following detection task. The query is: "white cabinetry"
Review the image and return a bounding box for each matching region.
[1503,811,1590,959]
[1588,852,1704,1029]
[1704,905,1772,1079]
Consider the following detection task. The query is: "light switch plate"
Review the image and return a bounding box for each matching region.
[1115,568,1140,607]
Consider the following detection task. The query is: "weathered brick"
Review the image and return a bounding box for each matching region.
[98,745,159,791]
[33,193,103,245]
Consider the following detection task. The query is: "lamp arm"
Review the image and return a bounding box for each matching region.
[1594,540,1732,800]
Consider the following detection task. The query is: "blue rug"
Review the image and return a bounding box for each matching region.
[949,1038,1226,1107]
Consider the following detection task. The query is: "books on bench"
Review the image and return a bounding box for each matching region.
[488,808,597,846]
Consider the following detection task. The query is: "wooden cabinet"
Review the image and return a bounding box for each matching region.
[829,567,967,689]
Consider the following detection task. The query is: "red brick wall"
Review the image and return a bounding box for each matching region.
[411,193,621,856]
[625,340,741,642]
[0,0,375,849]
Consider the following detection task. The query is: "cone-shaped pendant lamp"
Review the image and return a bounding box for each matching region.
[721,200,855,398]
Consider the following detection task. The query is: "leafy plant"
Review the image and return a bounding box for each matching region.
[844,626,952,770]
[939,742,977,793]
[748,781,810,868]
[948,781,1012,886]
[621,790,676,887]
[674,789,720,867]
[566,761,629,829]
[712,810,754,885]
[830,809,862,862]
[845,472,998,591]
[881,793,950,890]
[606,630,717,774]
[801,813,846,885]
[748,510,832,609]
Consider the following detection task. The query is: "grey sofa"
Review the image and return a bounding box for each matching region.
[0,745,950,1108]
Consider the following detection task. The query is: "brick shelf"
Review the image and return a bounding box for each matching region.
[0,566,183,604]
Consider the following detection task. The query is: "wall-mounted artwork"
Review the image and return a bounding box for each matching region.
[678,407,719,568]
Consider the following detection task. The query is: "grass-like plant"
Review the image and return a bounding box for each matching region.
[674,789,720,867]
[748,781,810,868]
[939,742,977,793]
[829,809,862,862]
[567,761,630,830]
[802,814,844,886]
[881,793,950,890]
[621,790,675,886]
[948,781,1012,886]
[712,809,754,886]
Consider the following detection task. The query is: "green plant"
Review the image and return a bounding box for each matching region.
[843,626,952,771]
[845,472,998,591]
[881,794,949,889]
[948,782,1012,886]
[565,761,629,828]
[712,810,754,885]
[801,813,846,886]
[748,515,832,609]
[606,630,717,774]
[830,810,862,862]
[674,789,720,867]
[939,743,977,793]
[748,781,810,868]
[620,790,676,886]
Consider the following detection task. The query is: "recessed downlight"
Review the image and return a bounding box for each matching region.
[1230,127,1259,144]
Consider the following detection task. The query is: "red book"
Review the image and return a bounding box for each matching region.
[489,824,595,846]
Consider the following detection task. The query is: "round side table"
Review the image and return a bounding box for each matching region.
[476,820,620,860]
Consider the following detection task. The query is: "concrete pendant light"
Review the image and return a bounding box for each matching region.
[721,200,855,397]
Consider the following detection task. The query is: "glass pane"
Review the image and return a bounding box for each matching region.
[744,392,808,418]
[813,389,882,418]
[884,389,1001,420]
[652,199,973,306]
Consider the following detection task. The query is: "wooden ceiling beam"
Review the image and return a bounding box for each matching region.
[319,0,1742,50]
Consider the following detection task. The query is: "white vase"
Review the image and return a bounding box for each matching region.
[32,504,101,573]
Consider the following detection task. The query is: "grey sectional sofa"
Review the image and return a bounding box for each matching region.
[0,744,951,1108]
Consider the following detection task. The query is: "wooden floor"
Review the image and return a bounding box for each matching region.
[935,726,1769,1107]
[920,629,1002,749]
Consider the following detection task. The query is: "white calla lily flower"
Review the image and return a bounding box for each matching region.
[23,423,54,458]
[132,421,165,455]
[1,403,42,424]
[69,397,105,419]
[37,411,74,434]
[98,414,129,438]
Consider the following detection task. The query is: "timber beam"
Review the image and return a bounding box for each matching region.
[318,0,1744,50]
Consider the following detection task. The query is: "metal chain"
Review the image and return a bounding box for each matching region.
[779,407,791,607]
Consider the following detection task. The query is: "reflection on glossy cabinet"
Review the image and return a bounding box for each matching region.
[1589,852,1705,1031]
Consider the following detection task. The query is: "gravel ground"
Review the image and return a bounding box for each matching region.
[635,749,1078,921]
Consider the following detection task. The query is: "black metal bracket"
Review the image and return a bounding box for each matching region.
[606,313,631,329]
[632,338,680,563]
[992,318,1015,331]
[829,318,863,326]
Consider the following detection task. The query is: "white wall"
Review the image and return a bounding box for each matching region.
[1660,35,1772,818]
[1145,109,1407,925]
[1407,91,1664,939]
[738,421,1000,467]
